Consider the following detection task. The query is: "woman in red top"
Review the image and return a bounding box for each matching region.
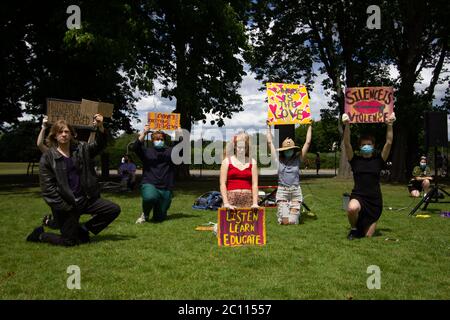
[220,132,259,209]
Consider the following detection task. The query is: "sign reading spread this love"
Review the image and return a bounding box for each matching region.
[344,87,394,123]
[266,83,311,125]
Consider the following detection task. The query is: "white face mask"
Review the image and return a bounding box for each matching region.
[121,157,125,163]
[153,140,165,149]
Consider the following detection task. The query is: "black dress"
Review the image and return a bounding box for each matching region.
[349,154,385,232]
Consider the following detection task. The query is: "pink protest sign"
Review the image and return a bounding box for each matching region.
[344,87,394,123]
[217,208,266,247]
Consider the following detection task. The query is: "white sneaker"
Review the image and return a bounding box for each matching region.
[135,213,147,224]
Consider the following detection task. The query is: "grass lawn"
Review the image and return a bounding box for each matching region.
[0,170,449,299]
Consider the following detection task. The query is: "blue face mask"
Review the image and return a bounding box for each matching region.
[360,144,374,155]
[153,140,165,149]
[284,150,294,158]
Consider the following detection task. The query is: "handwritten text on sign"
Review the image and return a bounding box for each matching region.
[217,208,266,247]
[344,87,394,123]
[148,112,180,130]
[47,99,91,126]
[266,83,311,125]
[47,98,114,127]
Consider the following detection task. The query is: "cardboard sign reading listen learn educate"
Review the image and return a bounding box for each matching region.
[344,87,394,123]
[217,208,266,247]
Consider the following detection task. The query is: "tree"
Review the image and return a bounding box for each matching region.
[136,0,250,132]
[0,2,32,131]
[382,0,450,181]
[248,0,449,181]
[1,0,159,133]
[248,0,392,178]
[136,0,250,177]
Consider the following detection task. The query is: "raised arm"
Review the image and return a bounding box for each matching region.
[37,116,49,153]
[266,121,278,162]
[301,124,312,161]
[87,114,107,158]
[381,113,395,162]
[131,125,151,161]
[342,113,353,161]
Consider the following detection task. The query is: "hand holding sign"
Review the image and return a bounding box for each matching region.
[342,113,350,125]
[42,115,49,128]
[223,203,237,211]
[93,114,104,132]
[385,112,396,126]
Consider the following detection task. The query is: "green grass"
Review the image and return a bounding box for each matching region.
[0,171,449,299]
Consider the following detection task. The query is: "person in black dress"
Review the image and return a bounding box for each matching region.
[342,112,395,240]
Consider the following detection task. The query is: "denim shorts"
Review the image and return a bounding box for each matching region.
[275,185,303,224]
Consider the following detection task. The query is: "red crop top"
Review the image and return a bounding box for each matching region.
[226,160,253,190]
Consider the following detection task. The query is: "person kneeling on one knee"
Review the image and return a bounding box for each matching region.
[342,112,395,240]
[266,121,312,225]
[132,125,184,224]
[27,114,121,246]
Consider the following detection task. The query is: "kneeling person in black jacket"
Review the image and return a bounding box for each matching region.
[26,114,120,246]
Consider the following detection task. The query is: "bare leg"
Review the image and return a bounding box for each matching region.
[365,222,377,237]
[347,199,361,228]
[410,190,420,198]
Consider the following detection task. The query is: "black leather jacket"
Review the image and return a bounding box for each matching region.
[39,129,107,212]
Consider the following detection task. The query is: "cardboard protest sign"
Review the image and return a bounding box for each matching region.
[47,98,91,127]
[217,208,266,247]
[80,99,114,118]
[344,87,394,123]
[147,112,180,130]
[266,83,311,125]
[47,98,114,127]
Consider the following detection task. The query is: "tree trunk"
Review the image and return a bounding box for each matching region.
[337,139,352,179]
[390,124,408,182]
[173,24,192,181]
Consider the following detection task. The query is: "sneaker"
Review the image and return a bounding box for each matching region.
[347,229,361,240]
[26,226,44,242]
[135,213,148,224]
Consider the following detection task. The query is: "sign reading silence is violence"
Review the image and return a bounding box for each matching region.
[217,208,266,247]
[147,112,181,131]
[266,82,312,125]
[47,98,114,127]
[344,87,394,123]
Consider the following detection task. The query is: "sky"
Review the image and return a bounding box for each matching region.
[132,63,450,141]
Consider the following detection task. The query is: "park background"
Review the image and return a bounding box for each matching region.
[0,0,449,299]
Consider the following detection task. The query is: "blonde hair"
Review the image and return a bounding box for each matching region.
[46,120,77,148]
[224,132,250,159]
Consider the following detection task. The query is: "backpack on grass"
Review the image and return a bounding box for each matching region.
[192,191,223,210]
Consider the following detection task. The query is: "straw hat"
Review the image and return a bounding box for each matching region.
[277,138,301,151]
